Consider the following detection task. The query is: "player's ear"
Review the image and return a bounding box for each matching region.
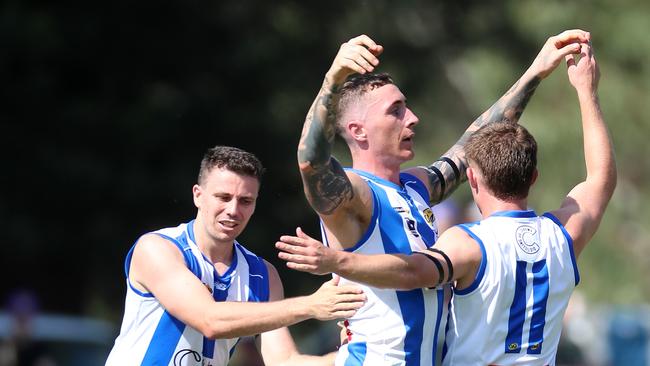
[530,168,539,187]
[348,121,367,142]
[467,167,478,193]
[192,184,202,208]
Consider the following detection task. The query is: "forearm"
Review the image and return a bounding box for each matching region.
[203,297,313,339]
[298,76,339,168]
[335,252,434,290]
[427,70,542,204]
[577,91,617,197]
[298,76,353,215]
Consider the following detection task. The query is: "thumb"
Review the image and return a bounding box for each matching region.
[296,226,307,238]
[331,274,341,286]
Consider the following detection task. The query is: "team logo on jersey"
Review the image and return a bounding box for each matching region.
[174,349,201,365]
[423,208,434,224]
[508,342,519,351]
[215,282,229,291]
[515,225,540,254]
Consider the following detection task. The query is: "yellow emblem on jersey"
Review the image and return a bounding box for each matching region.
[508,343,519,351]
[423,208,434,224]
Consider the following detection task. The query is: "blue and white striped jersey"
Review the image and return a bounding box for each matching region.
[329,169,445,366]
[443,210,579,366]
[105,220,269,366]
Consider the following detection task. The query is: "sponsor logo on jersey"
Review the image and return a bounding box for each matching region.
[423,208,434,224]
[515,225,540,254]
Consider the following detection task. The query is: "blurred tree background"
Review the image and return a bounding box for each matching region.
[2,0,649,358]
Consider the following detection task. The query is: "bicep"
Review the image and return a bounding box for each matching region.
[300,156,356,216]
[131,235,216,331]
[551,181,607,257]
[433,228,483,286]
[316,171,374,249]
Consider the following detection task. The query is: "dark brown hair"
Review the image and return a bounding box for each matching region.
[197,146,265,185]
[465,122,537,200]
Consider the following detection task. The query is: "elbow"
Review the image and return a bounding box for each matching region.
[200,324,224,340]
[199,319,236,340]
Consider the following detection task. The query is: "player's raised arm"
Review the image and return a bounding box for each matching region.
[406,29,591,205]
[550,41,616,257]
[297,35,383,216]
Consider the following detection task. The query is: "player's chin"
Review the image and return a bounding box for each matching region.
[400,149,415,162]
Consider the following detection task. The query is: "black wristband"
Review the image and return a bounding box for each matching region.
[427,165,446,203]
[437,157,461,186]
[426,247,454,284]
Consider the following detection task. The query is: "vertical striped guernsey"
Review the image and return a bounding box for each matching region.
[105,220,269,366]
[442,210,579,366]
[329,170,446,366]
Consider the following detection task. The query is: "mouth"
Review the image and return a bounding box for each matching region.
[402,133,415,143]
[219,220,239,229]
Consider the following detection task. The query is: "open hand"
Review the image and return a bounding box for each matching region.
[276,227,339,275]
[307,275,366,320]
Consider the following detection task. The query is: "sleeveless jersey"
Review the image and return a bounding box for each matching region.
[105,220,270,366]
[328,169,445,366]
[442,210,579,366]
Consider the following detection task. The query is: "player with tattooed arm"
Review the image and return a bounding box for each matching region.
[279,38,615,365]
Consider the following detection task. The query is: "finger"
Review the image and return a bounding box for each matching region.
[275,242,307,255]
[347,34,379,50]
[336,293,367,303]
[586,41,594,59]
[286,262,317,272]
[556,42,582,59]
[278,235,309,247]
[278,251,314,264]
[565,53,576,69]
[351,44,381,67]
[334,300,366,311]
[338,58,369,75]
[580,42,590,59]
[336,285,364,294]
[371,44,384,56]
[342,49,377,72]
[296,227,311,240]
[553,29,590,46]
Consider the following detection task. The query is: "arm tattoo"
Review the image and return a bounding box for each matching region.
[303,157,354,215]
[298,79,354,215]
[426,76,542,205]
